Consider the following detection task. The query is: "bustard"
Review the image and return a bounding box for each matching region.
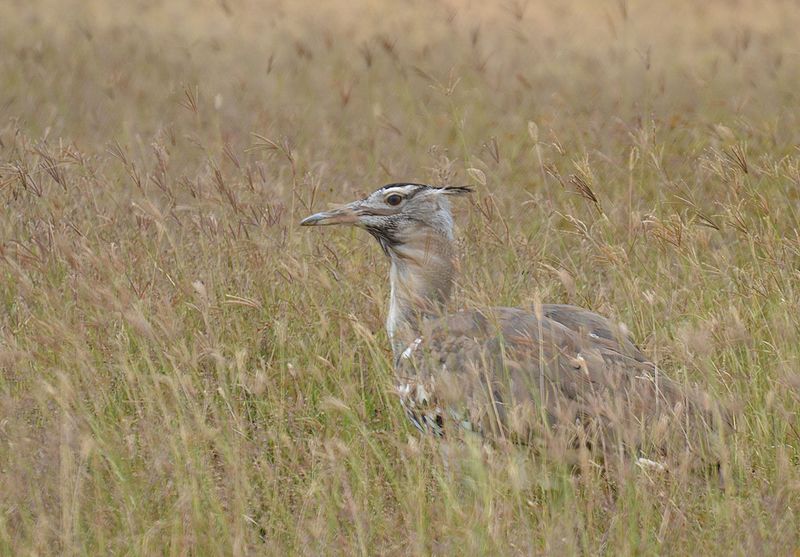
[301,183,726,470]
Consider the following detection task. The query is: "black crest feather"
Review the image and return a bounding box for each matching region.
[435,186,473,195]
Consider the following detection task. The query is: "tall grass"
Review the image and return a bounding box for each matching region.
[1,0,799,554]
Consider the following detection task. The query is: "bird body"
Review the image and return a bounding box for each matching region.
[394,305,719,459]
[301,183,726,469]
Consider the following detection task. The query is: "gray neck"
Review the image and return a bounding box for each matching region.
[386,230,456,357]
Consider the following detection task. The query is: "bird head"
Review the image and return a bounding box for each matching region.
[300,183,472,254]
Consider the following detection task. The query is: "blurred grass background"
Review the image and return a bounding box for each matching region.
[1,0,799,554]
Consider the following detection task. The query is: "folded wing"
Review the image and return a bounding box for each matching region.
[396,304,727,467]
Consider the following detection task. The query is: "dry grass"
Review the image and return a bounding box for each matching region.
[1,0,800,554]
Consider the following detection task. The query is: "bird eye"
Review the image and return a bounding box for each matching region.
[385,194,403,206]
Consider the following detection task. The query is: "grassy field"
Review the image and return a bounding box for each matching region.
[2,0,800,554]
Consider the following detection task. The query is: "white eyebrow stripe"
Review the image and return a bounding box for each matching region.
[382,184,425,197]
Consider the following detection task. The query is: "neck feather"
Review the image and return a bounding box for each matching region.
[386,229,456,356]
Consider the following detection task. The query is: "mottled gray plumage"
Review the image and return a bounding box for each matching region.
[301,183,727,470]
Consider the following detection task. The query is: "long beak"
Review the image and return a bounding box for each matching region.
[300,203,361,226]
